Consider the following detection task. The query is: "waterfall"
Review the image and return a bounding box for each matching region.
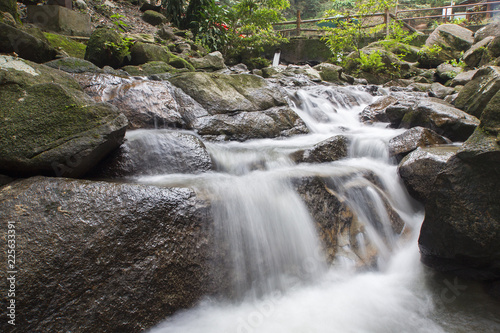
[272,50,281,67]
[137,84,500,333]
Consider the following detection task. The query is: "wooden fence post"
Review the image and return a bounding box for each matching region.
[296,10,301,36]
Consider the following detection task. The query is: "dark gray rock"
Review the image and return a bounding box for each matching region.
[398,146,459,202]
[142,10,167,26]
[429,82,455,99]
[389,127,452,160]
[474,21,500,43]
[90,130,213,178]
[84,27,127,68]
[449,69,478,87]
[292,135,349,163]
[425,24,474,62]
[399,98,479,142]
[0,176,227,332]
[435,63,463,83]
[360,96,398,124]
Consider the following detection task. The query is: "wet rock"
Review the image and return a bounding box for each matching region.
[0,22,57,63]
[188,51,226,71]
[0,0,18,22]
[91,130,213,178]
[77,74,188,129]
[398,146,459,202]
[418,153,500,281]
[454,66,500,118]
[0,56,128,178]
[424,24,474,63]
[0,174,13,186]
[429,82,455,99]
[292,135,349,163]
[44,57,103,74]
[121,61,176,76]
[84,27,127,68]
[0,176,227,332]
[389,127,452,160]
[399,97,479,142]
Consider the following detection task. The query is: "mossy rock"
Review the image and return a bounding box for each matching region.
[243,57,270,70]
[121,61,176,76]
[84,27,128,68]
[129,42,194,70]
[44,57,102,74]
[188,51,225,71]
[0,0,19,22]
[367,40,421,62]
[0,22,57,63]
[142,10,167,26]
[43,32,87,59]
[0,55,128,177]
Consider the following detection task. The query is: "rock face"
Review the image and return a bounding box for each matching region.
[463,36,494,68]
[435,63,463,83]
[425,24,474,62]
[389,127,452,160]
[0,56,128,177]
[84,27,127,68]
[91,130,213,178]
[0,176,227,332]
[0,0,18,22]
[454,66,500,119]
[0,22,57,63]
[474,21,500,43]
[142,9,167,26]
[168,72,308,140]
[129,42,194,70]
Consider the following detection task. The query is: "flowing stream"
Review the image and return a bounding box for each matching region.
[128,84,499,332]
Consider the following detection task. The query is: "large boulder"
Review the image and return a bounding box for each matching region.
[429,82,455,99]
[424,24,474,62]
[0,22,57,63]
[0,176,227,332]
[454,66,500,118]
[417,97,500,282]
[449,69,478,87]
[91,129,213,178]
[313,63,343,84]
[398,97,479,142]
[168,72,308,140]
[0,56,128,177]
[389,127,452,161]
[84,27,128,68]
[435,62,463,83]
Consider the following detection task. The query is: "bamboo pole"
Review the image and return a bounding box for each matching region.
[296,10,301,36]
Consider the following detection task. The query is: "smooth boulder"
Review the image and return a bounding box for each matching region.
[0,176,227,332]
[424,24,474,62]
[84,27,128,68]
[389,127,452,160]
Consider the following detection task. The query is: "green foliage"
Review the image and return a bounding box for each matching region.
[321,0,415,65]
[188,0,289,56]
[330,0,356,11]
[110,14,128,33]
[104,37,135,59]
[356,50,385,73]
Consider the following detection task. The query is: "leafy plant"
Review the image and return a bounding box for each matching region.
[104,37,135,59]
[356,50,386,73]
[110,14,128,33]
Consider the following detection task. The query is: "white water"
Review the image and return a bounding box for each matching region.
[272,50,281,67]
[138,85,500,332]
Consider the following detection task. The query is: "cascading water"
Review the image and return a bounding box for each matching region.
[134,84,500,332]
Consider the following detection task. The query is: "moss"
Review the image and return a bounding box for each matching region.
[0,83,116,160]
[44,33,87,59]
[84,27,126,68]
[122,61,175,75]
[243,57,270,70]
[0,0,19,23]
[142,10,167,26]
[168,54,195,71]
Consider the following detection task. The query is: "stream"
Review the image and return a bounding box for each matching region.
[102,81,499,332]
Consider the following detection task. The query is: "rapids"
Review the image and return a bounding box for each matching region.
[131,84,499,332]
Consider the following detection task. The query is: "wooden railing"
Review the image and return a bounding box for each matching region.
[274,1,500,36]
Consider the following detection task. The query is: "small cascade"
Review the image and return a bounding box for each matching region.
[272,50,281,67]
[131,82,500,333]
